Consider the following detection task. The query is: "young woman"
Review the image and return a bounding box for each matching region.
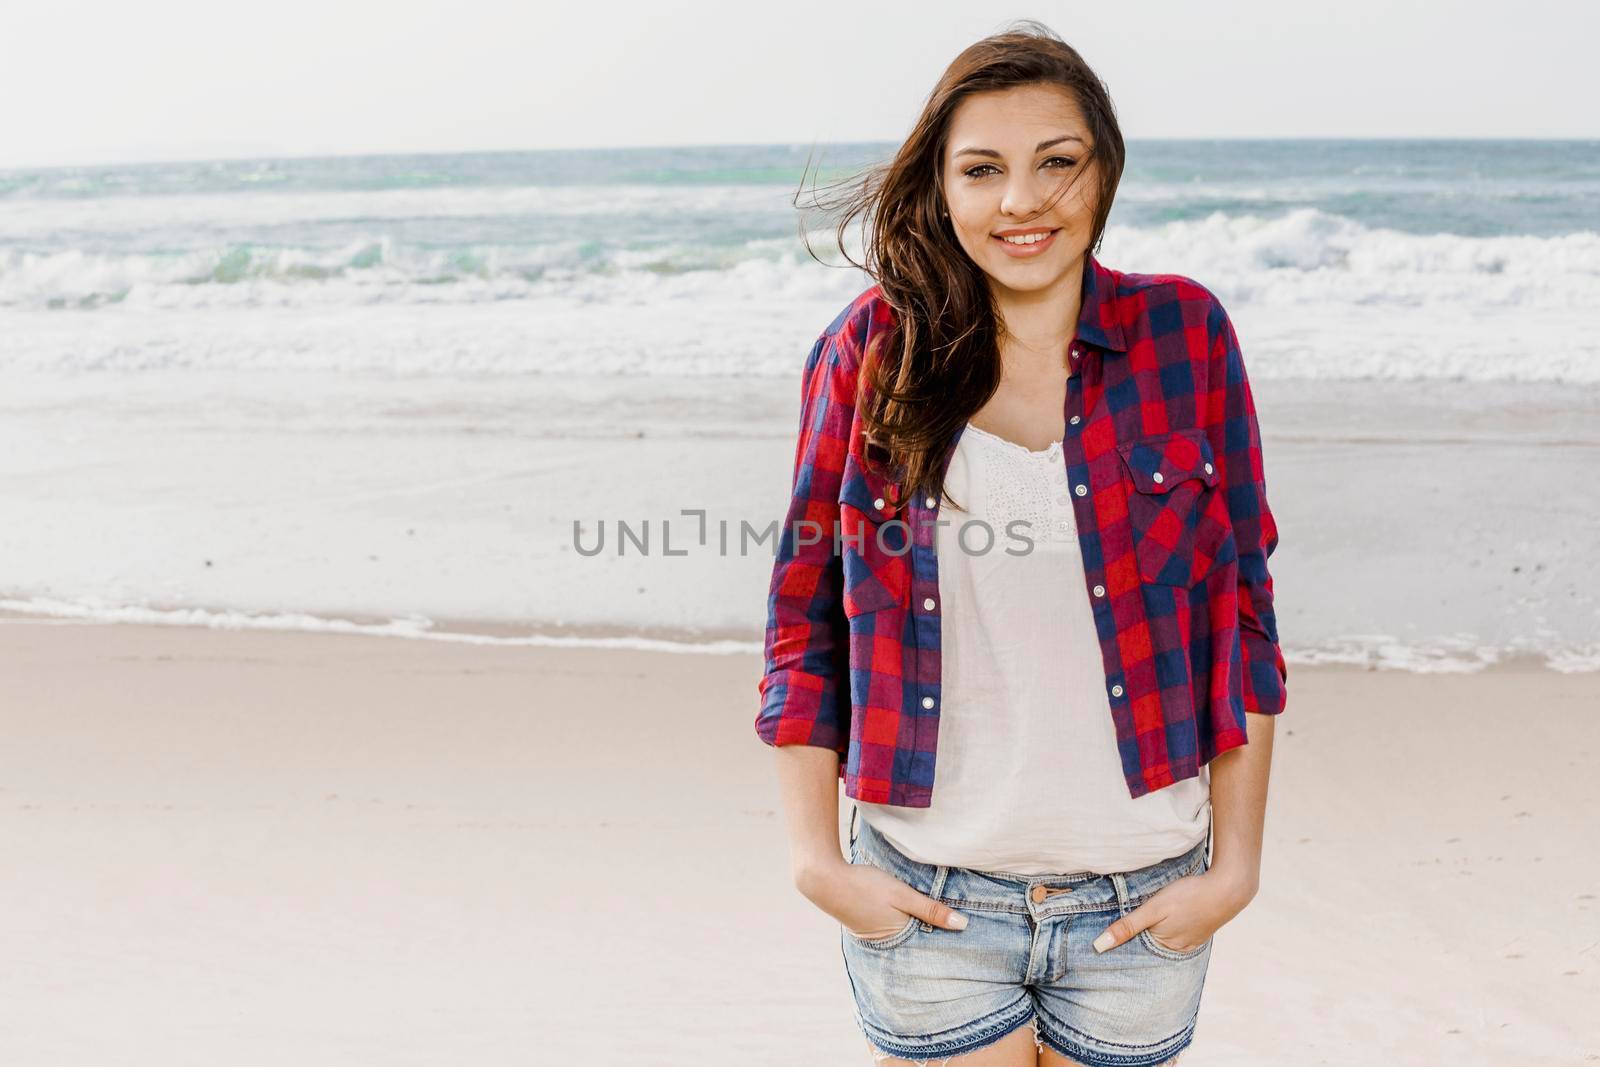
[755,22,1286,1067]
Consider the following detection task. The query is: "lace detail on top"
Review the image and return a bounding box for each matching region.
[962,421,1077,546]
[963,421,1062,458]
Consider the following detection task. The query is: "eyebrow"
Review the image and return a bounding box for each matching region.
[953,135,1085,160]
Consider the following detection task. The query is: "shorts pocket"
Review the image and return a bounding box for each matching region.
[1117,428,1235,587]
[1138,844,1212,961]
[843,913,921,951]
[843,840,922,950]
[844,820,946,949]
[1138,925,1212,961]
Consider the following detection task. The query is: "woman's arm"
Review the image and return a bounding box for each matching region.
[754,329,853,757]
[757,324,968,937]
[775,745,846,888]
[780,743,969,936]
[1091,292,1283,953]
[1090,722,1270,954]
[1204,290,1283,895]
[1207,710,1274,899]
[1209,298,1288,718]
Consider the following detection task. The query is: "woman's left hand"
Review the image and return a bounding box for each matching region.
[1090,866,1258,955]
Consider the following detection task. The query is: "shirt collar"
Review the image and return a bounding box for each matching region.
[1075,253,1128,353]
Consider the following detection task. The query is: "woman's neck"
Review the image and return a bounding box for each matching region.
[990,255,1085,372]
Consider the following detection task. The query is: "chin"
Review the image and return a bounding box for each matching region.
[987,265,1073,294]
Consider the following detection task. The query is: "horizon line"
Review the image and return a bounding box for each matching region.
[5,134,1598,174]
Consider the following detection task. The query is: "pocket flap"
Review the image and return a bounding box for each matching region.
[843,568,903,616]
[839,452,904,520]
[1116,428,1219,494]
[838,500,910,616]
[838,453,909,615]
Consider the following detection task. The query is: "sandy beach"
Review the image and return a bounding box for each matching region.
[1,618,1595,1065]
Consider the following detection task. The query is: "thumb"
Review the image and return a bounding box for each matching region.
[901,888,968,931]
[1092,905,1152,953]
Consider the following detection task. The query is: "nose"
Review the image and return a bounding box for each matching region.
[998,169,1048,221]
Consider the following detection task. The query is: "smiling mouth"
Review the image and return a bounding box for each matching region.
[995,229,1054,244]
[991,228,1060,256]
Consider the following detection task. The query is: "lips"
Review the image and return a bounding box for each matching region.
[991,227,1059,258]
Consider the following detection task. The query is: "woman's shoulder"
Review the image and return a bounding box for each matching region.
[816,282,898,373]
[1107,265,1235,356]
[1113,266,1224,313]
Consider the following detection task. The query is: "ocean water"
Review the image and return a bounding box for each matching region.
[1,141,1598,669]
[3,139,1598,380]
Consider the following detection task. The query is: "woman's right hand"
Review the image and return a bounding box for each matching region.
[798,858,969,939]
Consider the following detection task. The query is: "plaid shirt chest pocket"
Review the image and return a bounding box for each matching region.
[1117,428,1237,587]
[837,458,911,616]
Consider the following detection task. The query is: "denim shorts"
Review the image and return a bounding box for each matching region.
[840,807,1214,1066]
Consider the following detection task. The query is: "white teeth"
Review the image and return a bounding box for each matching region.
[999,231,1052,245]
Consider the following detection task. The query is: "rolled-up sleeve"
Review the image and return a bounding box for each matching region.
[754,328,854,757]
[1207,298,1288,716]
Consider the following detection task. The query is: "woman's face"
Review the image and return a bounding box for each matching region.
[940,83,1100,297]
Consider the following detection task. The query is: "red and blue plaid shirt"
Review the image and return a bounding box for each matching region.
[755,254,1286,805]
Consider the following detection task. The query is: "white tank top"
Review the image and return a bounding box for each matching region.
[855,421,1211,875]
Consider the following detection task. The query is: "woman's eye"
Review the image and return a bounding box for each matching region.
[963,157,1077,180]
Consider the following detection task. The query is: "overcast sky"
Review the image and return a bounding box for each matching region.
[2,0,1594,169]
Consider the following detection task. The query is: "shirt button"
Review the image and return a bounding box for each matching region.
[1204,463,1213,475]
[1111,684,1124,698]
[1152,472,1164,484]
[921,696,935,710]
[925,496,937,508]
[922,597,936,611]
[1069,415,1081,425]
[1074,484,1087,497]
[873,497,886,510]
[1093,584,1105,598]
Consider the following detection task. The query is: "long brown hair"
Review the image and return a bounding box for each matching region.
[794,19,1125,510]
